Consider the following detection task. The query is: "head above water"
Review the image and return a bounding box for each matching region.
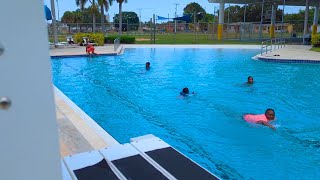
[247,76,254,84]
[265,108,275,120]
[146,62,150,68]
[182,87,189,94]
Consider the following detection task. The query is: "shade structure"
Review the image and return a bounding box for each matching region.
[44,5,52,20]
[173,14,192,23]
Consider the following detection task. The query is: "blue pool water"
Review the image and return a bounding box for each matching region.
[52,48,320,179]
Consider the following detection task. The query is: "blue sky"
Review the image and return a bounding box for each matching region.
[44,0,303,22]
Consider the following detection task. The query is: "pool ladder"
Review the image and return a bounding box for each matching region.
[261,38,286,55]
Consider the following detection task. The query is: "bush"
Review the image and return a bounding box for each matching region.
[104,35,136,44]
[74,33,104,46]
[311,34,320,47]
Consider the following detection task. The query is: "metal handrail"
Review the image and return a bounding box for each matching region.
[260,38,285,55]
[114,37,121,52]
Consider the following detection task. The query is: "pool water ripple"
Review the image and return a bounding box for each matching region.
[52,48,320,179]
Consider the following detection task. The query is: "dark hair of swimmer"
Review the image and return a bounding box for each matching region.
[247,76,254,84]
[265,108,275,120]
[182,87,189,94]
[146,62,151,69]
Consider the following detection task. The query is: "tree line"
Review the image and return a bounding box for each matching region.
[61,2,316,32]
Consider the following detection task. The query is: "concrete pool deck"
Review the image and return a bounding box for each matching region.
[55,87,119,157]
[50,44,119,56]
[254,45,320,62]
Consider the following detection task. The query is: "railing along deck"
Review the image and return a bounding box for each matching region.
[261,38,286,55]
[114,37,121,52]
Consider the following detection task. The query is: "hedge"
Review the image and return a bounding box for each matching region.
[104,35,135,44]
[311,34,320,47]
[74,33,104,46]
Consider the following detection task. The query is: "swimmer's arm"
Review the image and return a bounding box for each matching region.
[256,121,276,130]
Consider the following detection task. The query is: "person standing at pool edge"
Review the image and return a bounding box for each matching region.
[243,109,276,130]
[247,76,254,84]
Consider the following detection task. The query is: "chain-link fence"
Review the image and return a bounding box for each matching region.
[48,20,313,44]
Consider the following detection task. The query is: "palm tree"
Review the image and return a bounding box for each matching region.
[76,0,98,32]
[116,0,127,35]
[98,0,113,33]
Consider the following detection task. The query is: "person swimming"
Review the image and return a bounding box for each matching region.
[247,76,254,84]
[243,109,276,130]
[179,87,195,97]
[146,62,151,70]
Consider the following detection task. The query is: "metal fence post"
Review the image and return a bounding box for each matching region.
[150,18,153,44]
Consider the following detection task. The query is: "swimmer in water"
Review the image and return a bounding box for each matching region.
[146,62,151,70]
[247,76,254,84]
[179,87,195,97]
[243,109,276,130]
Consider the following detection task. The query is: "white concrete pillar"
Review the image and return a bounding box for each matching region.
[312,1,320,35]
[218,0,225,40]
[270,3,276,38]
[50,0,58,44]
[219,1,225,24]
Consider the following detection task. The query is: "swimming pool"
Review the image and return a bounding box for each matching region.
[52,47,320,179]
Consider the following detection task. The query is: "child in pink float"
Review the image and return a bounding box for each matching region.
[243,109,276,130]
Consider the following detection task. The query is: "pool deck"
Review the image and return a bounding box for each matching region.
[254,45,320,62]
[55,87,119,157]
[52,44,320,157]
[50,44,119,56]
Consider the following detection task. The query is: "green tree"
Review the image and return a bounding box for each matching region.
[202,13,215,23]
[61,8,106,33]
[98,0,113,33]
[61,11,83,23]
[61,11,83,33]
[116,0,128,35]
[61,11,76,23]
[79,8,103,23]
[114,11,139,31]
[224,5,243,23]
[76,0,99,32]
[183,2,206,22]
[223,3,283,23]
[285,8,315,33]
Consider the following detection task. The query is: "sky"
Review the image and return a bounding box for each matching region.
[44,0,303,22]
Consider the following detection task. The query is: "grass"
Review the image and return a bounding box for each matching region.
[49,32,262,45]
[310,47,320,52]
[50,31,301,45]
[133,33,260,45]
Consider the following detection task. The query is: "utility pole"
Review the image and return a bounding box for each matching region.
[213,6,216,33]
[138,8,142,28]
[174,3,179,33]
[259,0,265,40]
[56,0,60,21]
[227,4,230,25]
[50,0,58,45]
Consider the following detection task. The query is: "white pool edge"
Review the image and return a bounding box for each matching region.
[54,86,119,146]
[122,44,261,49]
